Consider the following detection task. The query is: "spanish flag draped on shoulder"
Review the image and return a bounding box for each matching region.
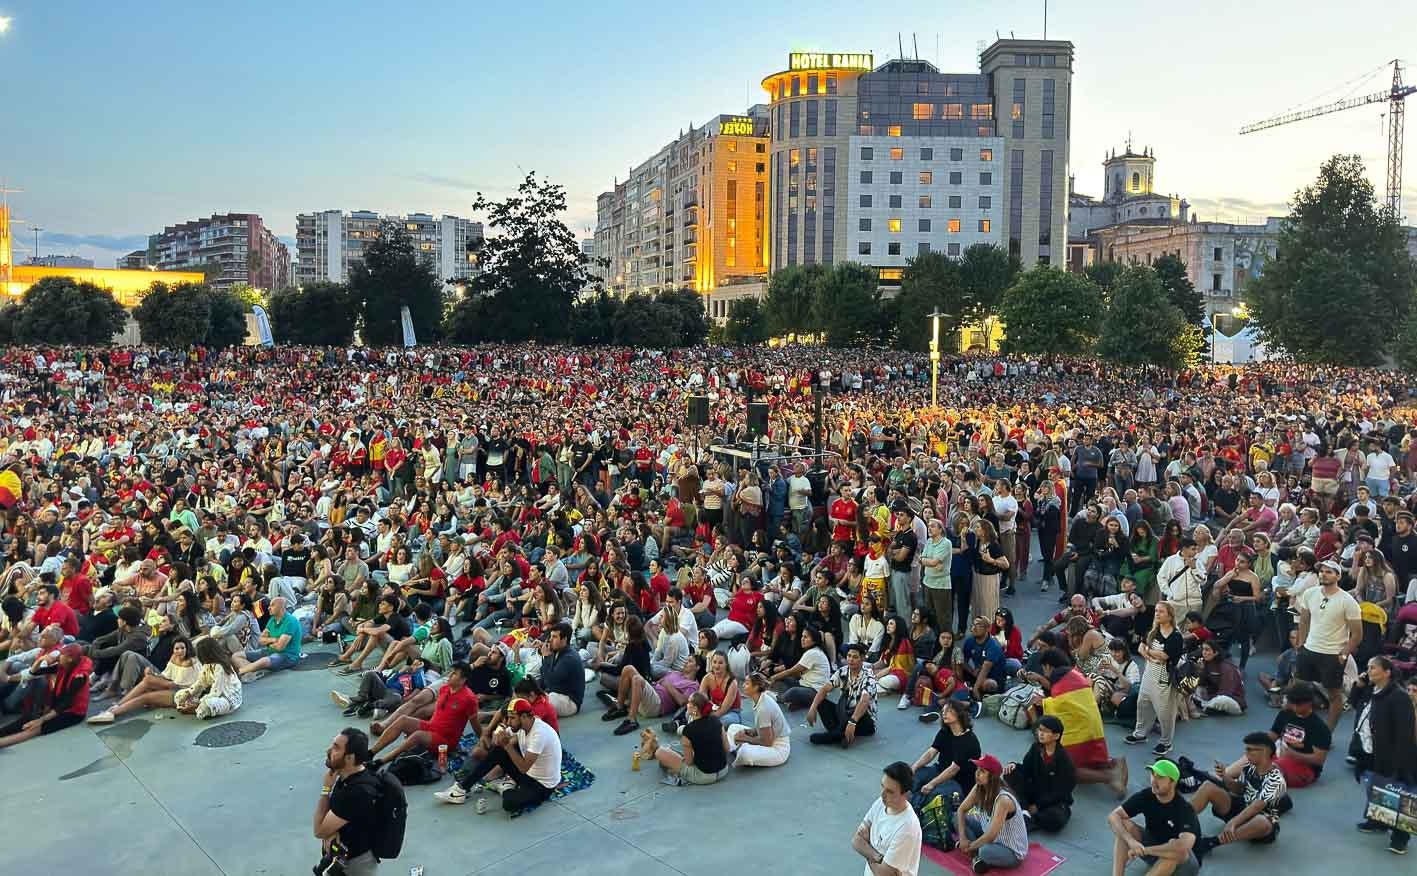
[0,469,21,508]
[1041,667,1110,769]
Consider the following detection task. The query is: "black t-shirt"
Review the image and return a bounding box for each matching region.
[382,612,412,642]
[328,770,380,858]
[1270,708,1331,774]
[1122,788,1201,846]
[889,530,918,573]
[973,540,1006,576]
[1211,488,1241,518]
[928,726,982,795]
[280,546,311,578]
[571,440,594,469]
[683,714,727,774]
[467,663,512,698]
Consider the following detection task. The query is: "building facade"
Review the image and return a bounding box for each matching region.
[594,109,770,297]
[148,213,291,291]
[1067,144,1189,256]
[26,254,94,268]
[1092,218,1282,311]
[294,211,483,287]
[116,250,148,269]
[762,41,1073,278]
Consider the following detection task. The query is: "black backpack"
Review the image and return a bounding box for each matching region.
[352,768,406,861]
[386,751,443,786]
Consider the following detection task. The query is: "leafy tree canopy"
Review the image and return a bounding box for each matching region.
[998,267,1104,355]
[815,262,881,348]
[762,264,826,337]
[1095,265,1191,369]
[10,276,127,344]
[894,251,966,351]
[351,221,445,346]
[268,282,358,346]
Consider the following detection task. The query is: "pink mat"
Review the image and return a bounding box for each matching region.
[921,842,1067,876]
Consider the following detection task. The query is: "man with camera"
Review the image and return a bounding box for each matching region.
[314,727,381,875]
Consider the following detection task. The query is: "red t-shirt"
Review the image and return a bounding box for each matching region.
[62,574,94,616]
[530,694,560,733]
[422,684,478,748]
[830,498,858,542]
[33,600,80,637]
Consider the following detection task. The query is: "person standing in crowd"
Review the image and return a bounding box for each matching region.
[1353,655,1416,855]
[1294,559,1362,730]
[1126,602,1183,756]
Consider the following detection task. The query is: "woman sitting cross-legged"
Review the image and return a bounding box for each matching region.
[726,672,792,768]
[954,754,1030,872]
[640,691,731,786]
[171,638,244,720]
[909,698,981,810]
[87,635,201,724]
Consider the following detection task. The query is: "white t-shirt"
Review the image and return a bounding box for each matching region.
[787,475,813,511]
[797,647,832,690]
[517,717,563,789]
[754,691,791,744]
[1298,586,1361,655]
[1366,451,1395,481]
[994,495,1019,533]
[860,797,922,876]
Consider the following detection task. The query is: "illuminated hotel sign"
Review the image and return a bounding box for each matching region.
[788,52,873,72]
[719,116,756,136]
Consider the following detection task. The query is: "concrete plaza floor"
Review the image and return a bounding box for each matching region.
[2,568,1396,876]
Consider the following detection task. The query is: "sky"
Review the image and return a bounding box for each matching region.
[2,0,1414,269]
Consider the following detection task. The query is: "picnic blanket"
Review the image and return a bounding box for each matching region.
[450,730,595,817]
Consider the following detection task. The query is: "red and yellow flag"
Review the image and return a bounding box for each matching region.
[1042,668,1110,769]
[0,469,21,508]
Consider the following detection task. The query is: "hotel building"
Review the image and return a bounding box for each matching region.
[295,211,483,287]
[594,108,770,297]
[147,213,292,291]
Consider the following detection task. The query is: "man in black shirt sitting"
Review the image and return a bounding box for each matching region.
[1107,759,1201,876]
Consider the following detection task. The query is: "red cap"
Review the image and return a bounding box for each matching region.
[970,754,1004,776]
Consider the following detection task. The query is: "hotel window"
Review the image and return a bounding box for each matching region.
[726,141,737,152]
[913,103,933,120]
[917,81,930,94]
[948,242,961,256]
[950,148,963,161]
[790,149,800,166]
[920,147,933,160]
[919,195,932,208]
[1214,247,1223,260]
[826,73,837,94]
[979,219,991,232]
[861,147,873,160]
[887,125,902,137]
[859,218,872,231]
[1042,78,1056,138]
[1012,78,1025,138]
[825,99,837,136]
[859,194,872,207]
[979,149,993,161]
[942,103,963,119]
[888,218,902,233]
[889,195,902,208]
[980,172,992,185]
[727,161,737,172]
[789,101,800,137]
[979,196,992,209]
[970,104,992,120]
[860,171,873,184]
[806,100,818,136]
[919,171,933,184]
[949,172,962,185]
[792,76,802,96]
[756,143,765,153]
[890,148,904,160]
[888,242,901,255]
[859,124,875,136]
[1039,149,1053,246]
[889,171,903,184]
[808,74,818,94]
[948,219,961,233]
[756,162,765,173]
[859,242,872,255]
[918,219,931,232]
[1212,274,1222,291]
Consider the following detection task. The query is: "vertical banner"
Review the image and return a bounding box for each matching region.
[251,304,275,347]
[400,305,417,348]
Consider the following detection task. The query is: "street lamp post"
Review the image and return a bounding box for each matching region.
[927,310,950,408]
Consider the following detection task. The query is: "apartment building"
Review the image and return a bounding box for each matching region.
[148,213,292,290]
[294,211,483,287]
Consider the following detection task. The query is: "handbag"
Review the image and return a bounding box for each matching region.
[1364,774,1417,834]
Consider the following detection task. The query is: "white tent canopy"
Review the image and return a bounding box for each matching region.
[1212,324,1268,364]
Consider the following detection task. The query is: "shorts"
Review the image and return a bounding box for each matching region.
[678,763,729,785]
[1295,647,1343,690]
[1141,831,1201,876]
[635,674,665,718]
[243,647,298,670]
[1227,794,1281,843]
[419,720,461,751]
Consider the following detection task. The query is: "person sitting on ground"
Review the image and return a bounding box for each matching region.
[602,652,702,737]
[1033,647,1129,796]
[333,594,409,675]
[102,612,181,701]
[434,696,563,813]
[990,607,1026,677]
[1191,641,1246,717]
[909,698,981,810]
[961,616,1006,707]
[465,645,513,701]
[770,623,833,711]
[1093,579,1147,644]
[806,642,877,747]
[371,602,436,672]
[87,634,200,723]
[1030,594,1098,649]
[84,605,148,697]
[649,603,690,679]
[231,595,303,679]
[726,671,792,768]
[640,691,730,786]
[954,754,1030,872]
[535,622,585,718]
[698,650,742,727]
[1100,639,1141,722]
[1108,759,1201,876]
[172,638,243,719]
[1258,628,1300,708]
[330,658,427,719]
[1188,731,1286,859]
[1266,681,1331,789]
[873,614,917,706]
[368,660,479,765]
[599,614,652,692]
[0,643,92,747]
[1004,715,1076,833]
[756,612,801,680]
[853,761,923,876]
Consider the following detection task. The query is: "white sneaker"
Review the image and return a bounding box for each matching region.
[330,691,351,708]
[1040,582,1050,592]
[433,784,467,804]
[484,777,517,794]
[897,693,911,710]
[87,710,115,724]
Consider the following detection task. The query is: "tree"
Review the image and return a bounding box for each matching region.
[611,295,680,348]
[9,277,128,344]
[1095,266,1190,368]
[351,221,445,346]
[0,304,16,345]
[719,297,769,345]
[893,251,967,351]
[228,282,266,309]
[997,268,1104,355]
[1153,254,1204,324]
[1245,154,1417,364]
[133,282,214,347]
[1084,260,1126,298]
[657,289,710,347]
[267,282,358,345]
[463,172,595,342]
[1395,299,1417,372]
[206,288,251,348]
[567,292,619,346]
[959,243,1021,336]
[814,262,881,348]
[762,264,825,338]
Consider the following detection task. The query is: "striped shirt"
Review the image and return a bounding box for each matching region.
[1242,763,1287,812]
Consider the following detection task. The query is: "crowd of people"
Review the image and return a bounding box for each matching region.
[1,342,1416,874]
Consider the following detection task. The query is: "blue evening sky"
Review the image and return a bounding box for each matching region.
[1,0,1413,268]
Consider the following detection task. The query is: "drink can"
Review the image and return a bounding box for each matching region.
[632,750,641,771]
[437,744,448,772]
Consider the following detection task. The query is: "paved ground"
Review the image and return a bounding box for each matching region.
[3,563,1394,876]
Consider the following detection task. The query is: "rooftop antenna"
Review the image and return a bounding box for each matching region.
[1044,0,1048,39]
[913,33,919,61]
[898,33,904,61]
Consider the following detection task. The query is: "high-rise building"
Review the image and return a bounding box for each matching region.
[148,213,291,291]
[116,250,148,269]
[295,211,483,287]
[594,108,770,297]
[763,41,1073,278]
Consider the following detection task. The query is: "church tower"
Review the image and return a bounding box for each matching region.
[1102,141,1156,203]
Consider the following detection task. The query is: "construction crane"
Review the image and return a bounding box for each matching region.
[1239,60,1414,219]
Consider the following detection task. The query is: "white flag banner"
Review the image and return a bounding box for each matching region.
[400,305,417,348]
